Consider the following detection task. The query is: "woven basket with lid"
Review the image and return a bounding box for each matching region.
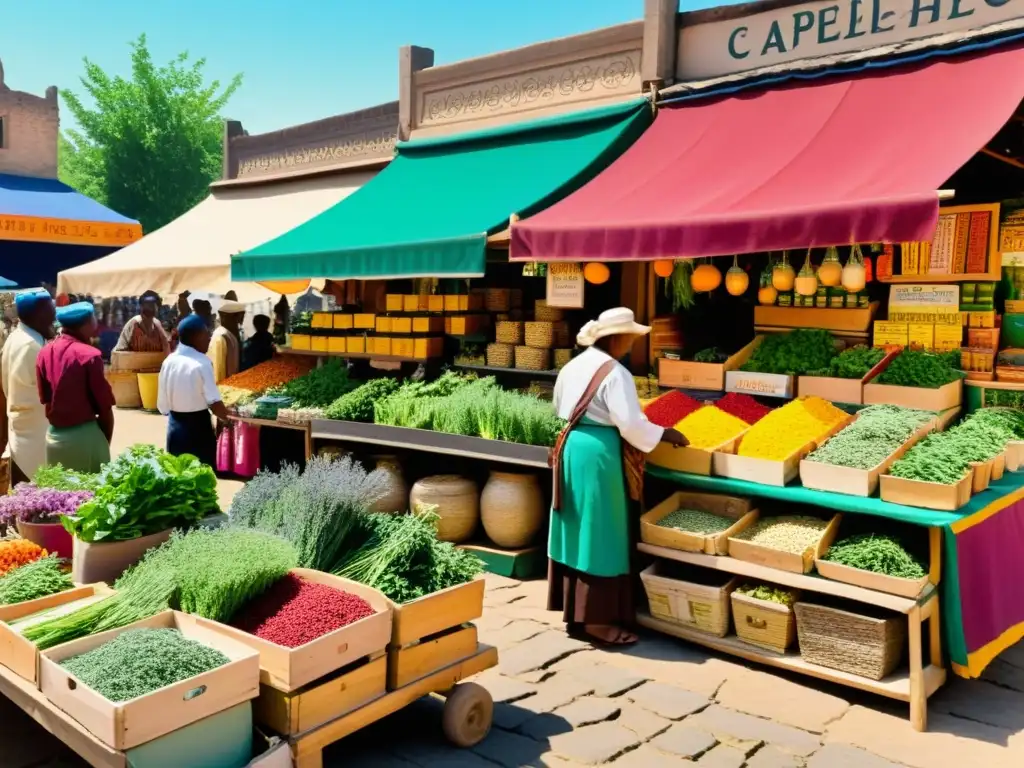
[487,343,514,368]
[480,471,544,548]
[534,300,565,322]
[410,475,479,543]
[495,321,524,345]
[524,322,554,349]
[515,346,551,371]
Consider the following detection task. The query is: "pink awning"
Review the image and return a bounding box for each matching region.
[511,44,1024,262]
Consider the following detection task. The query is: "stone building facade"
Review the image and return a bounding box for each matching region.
[0,59,59,179]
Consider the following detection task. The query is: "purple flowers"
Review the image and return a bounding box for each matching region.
[0,483,94,526]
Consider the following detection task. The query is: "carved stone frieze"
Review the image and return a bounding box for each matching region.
[235,127,397,179]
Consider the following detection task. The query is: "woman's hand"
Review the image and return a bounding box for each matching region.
[662,428,689,448]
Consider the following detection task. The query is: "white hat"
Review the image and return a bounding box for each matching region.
[576,307,651,347]
[218,300,245,314]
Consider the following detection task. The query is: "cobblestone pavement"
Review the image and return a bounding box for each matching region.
[3,412,1024,766]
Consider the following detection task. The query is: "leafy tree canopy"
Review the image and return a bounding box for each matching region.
[59,34,242,233]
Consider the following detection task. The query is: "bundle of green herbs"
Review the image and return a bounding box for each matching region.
[806,405,934,469]
[60,628,228,702]
[739,329,837,376]
[823,534,926,579]
[32,464,97,492]
[0,555,73,605]
[888,432,969,485]
[875,350,962,388]
[229,455,387,572]
[373,371,477,430]
[808,345,886,380]
[273,359,360,408]
[334,510,483,603]
[23,528,296,649]
[325,378,401,422]
[61,445,220,543]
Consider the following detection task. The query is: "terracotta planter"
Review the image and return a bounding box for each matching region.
[71,528,173,584]
[17,519,73,559]
[370,456,407,514]
[480,471,544,548]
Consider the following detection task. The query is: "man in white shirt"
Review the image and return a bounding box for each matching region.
[157,314,229,467]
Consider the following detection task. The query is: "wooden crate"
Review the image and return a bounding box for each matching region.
[640,563,738,637]
[327,337,346,354]
[353,314,376,330]
[291,335,312,351]
[332,314,353,330]
[39,610,259,751]
[0,584,113,684]
[385,295,404,312]
[796,349,895,405]
[725,370,795,399]
[727,514,841,574]
[403,295,428,312]
[879,472,972,511]
[413,316,445,334]
[311,337,329,353]
[428,295,445,312]
[814,557,929,600]
[658,337,759,391]
[863,379,962,411]
[392,317,413,334]
[753,303,878,333]
[640,491,757,555]
[347,337,366,355]
[392,338,415,358]
[253,653,387,736]
[413,337,444,360]
[372,337,392,356]
[646,434,741,476]
[1007,440,1024,472]
[376,317,393,333]
[388,624,478,690]
[311,313,332,330]
[195,570,391,693]
[731,592,798,654]
[448,314,486,336]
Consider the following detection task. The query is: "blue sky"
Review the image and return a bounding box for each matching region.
[0,0,726,136]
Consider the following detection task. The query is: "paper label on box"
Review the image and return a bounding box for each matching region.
[888,285,960,324]
[671,595,694,623]
[873,321,908,348]
[726,371,791,397]
[546,263,585,308]
[934,324,963,351]
[908,324,934,351]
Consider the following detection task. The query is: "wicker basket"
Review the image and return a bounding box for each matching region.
[480,471,544,548]
[731,591,798,653]
[794,602,905,680]
[535,300,565,322]
[524,321,554,349]
[409,475,479,543]
[486,288,511,312]
[515,346,551,371]
[487,343,514,368]
[107,371,143,409]
[495,321,524,345]
[110,350,166,372]
[641,563,737,637]
[554,349,574,369]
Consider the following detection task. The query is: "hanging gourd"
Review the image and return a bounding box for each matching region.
[653,259,675,278]
[583,262,610,285]
[818,246,842,287]
[725,255,749,296]
[842,244,867,293]
[795,249,818,296]
[690,260,722,293]
[772,251,795,292]
[757,266,778,305]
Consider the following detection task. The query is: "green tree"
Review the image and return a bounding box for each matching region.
[58,34,242,233]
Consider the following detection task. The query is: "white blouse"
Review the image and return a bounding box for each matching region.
[157,343,221,415]
[552,346,665,453]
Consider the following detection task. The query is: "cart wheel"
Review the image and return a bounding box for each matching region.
[442,682,493,748]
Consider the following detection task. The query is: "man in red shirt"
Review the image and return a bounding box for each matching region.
[36,302,115,473]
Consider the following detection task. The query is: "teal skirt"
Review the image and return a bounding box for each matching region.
[45,421,110,474]
[548,418,630,578]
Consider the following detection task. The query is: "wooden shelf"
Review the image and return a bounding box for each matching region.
[638,543,930,613]
[878,273,1000,283]
[636,612,946,703]
[0,662,125,768]
[280,348,436,364]
[229,415,310,432]
[453,363,559,378]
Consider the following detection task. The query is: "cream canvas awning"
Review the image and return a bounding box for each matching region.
[57,172,376,301]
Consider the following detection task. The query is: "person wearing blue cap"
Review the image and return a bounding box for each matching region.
[157,313,230,467]
[36,302,115,472]
[0,289,55,483]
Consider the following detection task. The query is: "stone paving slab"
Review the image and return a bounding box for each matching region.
[549,723,642,765]
[626,681,710,720]
[745,745,803,768]
[684,705,821,757]
[500,630,589,676]
[714,668,849,733]
[649,723,718,758]
[696,744,748,767]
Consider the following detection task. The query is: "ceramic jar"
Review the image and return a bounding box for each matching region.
[409,475,479,543]
[371,455,407,514]
[480,471,544,548]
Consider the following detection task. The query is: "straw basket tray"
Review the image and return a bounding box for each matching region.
[731,592,798,654]
[640,563,737,637]
[487,343,514,368]
[794,601,905,680]
[535,300,565,322]
[486,288,512,312]
[496,321,524,345]
[515,346,551,371]
[525,322,555,349]
[554,349,574,369]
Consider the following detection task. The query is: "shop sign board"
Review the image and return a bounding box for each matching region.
[678,0,1024,80]
[546,262,585,308]
[888,284,961,324]
[725,370,795,398]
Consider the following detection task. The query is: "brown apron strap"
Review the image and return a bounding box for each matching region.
[550,359,618,512]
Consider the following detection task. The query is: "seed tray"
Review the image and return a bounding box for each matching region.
[727,514,842,574]
[640,491,757,555]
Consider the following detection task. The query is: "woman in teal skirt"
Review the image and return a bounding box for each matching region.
[549,308,687,646]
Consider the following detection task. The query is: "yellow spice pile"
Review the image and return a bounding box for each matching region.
[675,406,749,450]
[737,397,847,460]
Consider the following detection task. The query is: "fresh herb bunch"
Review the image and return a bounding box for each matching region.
[0,484,94,526]
[62,445,220,543]
[334,510,483,603]
[876,350,962,388]
[60,628,228,702]
[324,378,401,422]
[0,555,73,605]
[732,515,829,554]
[963,407,1024,438]
[888,432,970,484]
[229,456,387,572]
[33,464,97,492]
[656,508,733,535]
[23,528,296,649]
[735,583,796,605]
[290,312,313,333]
[810,345,886,380]
[275,359,360,408]
[984,388,1024,408]
[692,347,728,363]
[823,534,926,579]
[667,261,696,311]
[807,405,934,470]
[374,372,478,429]
[740,329,837,376]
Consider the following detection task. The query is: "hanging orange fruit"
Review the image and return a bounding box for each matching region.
[725,255,749,296]
[653,260,675,278]
[583,262,610,284]
[690,262,722,293]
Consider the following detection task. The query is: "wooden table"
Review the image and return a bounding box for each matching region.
[230,415,312,461]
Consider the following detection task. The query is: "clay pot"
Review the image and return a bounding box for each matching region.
[480,471,544,548]
[409,475,478,543]
[17,519,73,560]
[371,455,407,514]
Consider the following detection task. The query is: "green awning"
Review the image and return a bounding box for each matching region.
[231,99,652,281]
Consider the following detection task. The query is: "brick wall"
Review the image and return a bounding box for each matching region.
[0,83,59,179]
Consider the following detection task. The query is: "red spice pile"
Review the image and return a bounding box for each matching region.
[643,391,703,428]
[231,574,375,648]
[714,393,774,425]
